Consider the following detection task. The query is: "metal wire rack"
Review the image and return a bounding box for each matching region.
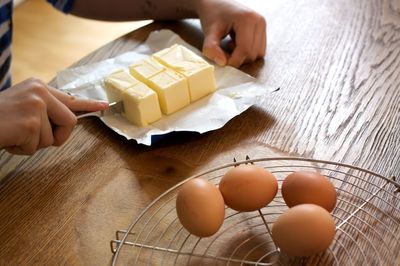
[110,157,400,265]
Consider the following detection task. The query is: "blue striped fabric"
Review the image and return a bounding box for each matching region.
[47,0,75,13]
[0,0,75,91]
[0,0,13,91]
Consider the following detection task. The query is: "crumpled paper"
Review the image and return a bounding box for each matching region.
[56,30,271,145]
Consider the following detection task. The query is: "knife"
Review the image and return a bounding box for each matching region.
[75,101,124,119]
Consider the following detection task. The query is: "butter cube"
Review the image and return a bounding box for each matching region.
[148,69,190,115]
[122,82,162,126]
[129,57,165,85]
[153,44,217,102]
[104,70,139,102]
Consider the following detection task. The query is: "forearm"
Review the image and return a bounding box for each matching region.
[70,0,202,21]
[69,0,266,68]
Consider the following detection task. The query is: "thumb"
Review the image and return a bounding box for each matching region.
[202,26,228,66]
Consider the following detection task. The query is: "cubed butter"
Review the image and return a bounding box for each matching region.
[129,57,165,85]
[153,44,217,102]
[122,82,162,126]
[104,70,139,102]
[148,69,190,115]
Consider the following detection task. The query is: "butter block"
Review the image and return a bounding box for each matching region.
[148,69,190,115]
[122,82,162,126]
[153,44,217,102]
[129,57,166,85]
[104,70,139,102]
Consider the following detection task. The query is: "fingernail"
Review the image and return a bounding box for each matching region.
[215,56,226,66]
[99,101,109,107]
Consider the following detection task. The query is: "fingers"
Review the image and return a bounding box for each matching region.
[52,122,75,147]
[5,115,42,155]
[261,27,266,58]
[202,24,229,66]
[38,109,54,149]
[196,0,267,68]
[5,146,34,155]
[227,13,267,68]
[254,17,266,58]
[5,134,40,155]
[228,20,255,68]
[42,86,108,147]
[48,87,109,112]
[43,92,77,146]
[23,80,78,147]
[45,86,108,146]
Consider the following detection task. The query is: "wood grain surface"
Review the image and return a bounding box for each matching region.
[1,0,400,265]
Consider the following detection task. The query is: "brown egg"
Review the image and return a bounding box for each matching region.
[219,165,278,212]
[282,171,337,212]
[272,204,336,257]
[176,178,225,237]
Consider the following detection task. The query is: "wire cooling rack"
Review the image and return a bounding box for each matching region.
[110,157,400,265]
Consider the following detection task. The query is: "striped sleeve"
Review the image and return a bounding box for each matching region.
[47,0,75,13]
[0,0,12,91]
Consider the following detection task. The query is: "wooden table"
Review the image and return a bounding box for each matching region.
[1,0,399,265]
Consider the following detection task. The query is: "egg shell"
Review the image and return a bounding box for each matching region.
[176,178,225,237]
[272,204,336,257]
[282,171,337,212]
[219,165,278,212]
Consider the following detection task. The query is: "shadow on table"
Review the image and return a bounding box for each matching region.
[110,106,276,186]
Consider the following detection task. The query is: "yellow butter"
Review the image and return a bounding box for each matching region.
[122,82,162,126]
[148,69,190,115]
[129,57,165,85]
[153,44,217,102]
[104,70,139,102]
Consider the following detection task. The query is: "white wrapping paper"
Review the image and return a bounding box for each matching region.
[56,30,271,145]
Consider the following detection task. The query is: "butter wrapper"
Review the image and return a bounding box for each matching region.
[56,30,271,145]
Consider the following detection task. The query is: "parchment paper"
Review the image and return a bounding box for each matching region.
[56,30,271,145]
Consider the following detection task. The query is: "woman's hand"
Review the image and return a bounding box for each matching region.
[0,78,108,155]
[196,0,266,68]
